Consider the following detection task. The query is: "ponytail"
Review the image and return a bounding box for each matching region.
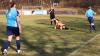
[7,2,16,15]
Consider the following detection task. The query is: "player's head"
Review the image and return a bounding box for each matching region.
[88,6,92,9]
[10,2,16,8]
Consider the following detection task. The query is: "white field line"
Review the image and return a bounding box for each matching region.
[68,34,100,56]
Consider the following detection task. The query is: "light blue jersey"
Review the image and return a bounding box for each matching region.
[85,9,95,18]
[6,7,18,27]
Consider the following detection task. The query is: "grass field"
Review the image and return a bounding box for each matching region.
[0,15,100,56]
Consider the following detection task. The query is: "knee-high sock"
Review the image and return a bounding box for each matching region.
[92,25,96,31]
[3,41,10,49]
[51,21,53,25]
[16,40,21,50]
[90,25,93,31]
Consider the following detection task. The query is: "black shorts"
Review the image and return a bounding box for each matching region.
[88,17,94,24]
[7,26,20,36]
[50,14,55,19]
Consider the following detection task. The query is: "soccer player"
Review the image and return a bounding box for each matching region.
[49,7,56,25]
[85,6,96,32]
[55,19,65,30]
[2,2,22,55]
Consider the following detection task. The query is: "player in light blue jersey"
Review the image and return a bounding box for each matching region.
[2,2,22,55]
[85,6,96,32]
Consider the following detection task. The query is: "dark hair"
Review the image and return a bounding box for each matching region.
[10,2,16,8]
[7,2,16,15]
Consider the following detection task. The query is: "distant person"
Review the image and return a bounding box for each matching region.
[2,2,22,55]
[54,18,69,30]
[55,19,65,30]
[49,7,56,25]
[85,6,96,32]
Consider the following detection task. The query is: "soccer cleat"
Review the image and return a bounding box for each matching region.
[17,50,21,54]
[2,49,7,56]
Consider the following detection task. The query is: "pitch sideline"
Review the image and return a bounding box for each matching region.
[68,34,100,56]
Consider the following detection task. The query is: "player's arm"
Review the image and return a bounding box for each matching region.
[16,16,22,33]
[85,10,88,17]
[93,11,96,15]
[48,9,52,14]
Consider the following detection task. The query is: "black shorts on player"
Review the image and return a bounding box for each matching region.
[7,26,20,36]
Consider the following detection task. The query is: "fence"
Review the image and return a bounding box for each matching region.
[0,0,100,9]
[0,0,100,15]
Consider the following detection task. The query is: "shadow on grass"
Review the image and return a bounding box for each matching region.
[20,25,79,56]
[0,23,6,35]
[21,35,79,56]
[0,39,4,47]
[0,15,100,56]
[0,24,19,53]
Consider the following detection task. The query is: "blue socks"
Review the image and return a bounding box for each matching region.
[3,40,21,50]
[3,41,10,49]
[90,25,96,32]
[92,25,96,31]
[16,40,21,50]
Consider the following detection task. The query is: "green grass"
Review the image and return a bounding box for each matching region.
[0,15,100,56]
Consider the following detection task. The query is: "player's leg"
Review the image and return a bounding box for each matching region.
[53,18,56,25]
[91,19,96,31]
[59,25,63,30]
[52,14,56,25]
[14,27,21,53]
[54,25,57,29]
[62,25,65,29]
[88,17,93,32]
[50,14,56,25]
[50,15,53,25]
[3,35,13,49]
[92,24,96,31]
[16,36,21,53]
[60,24,65,30]
[51,19,53,25]
[2,26,14,55]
